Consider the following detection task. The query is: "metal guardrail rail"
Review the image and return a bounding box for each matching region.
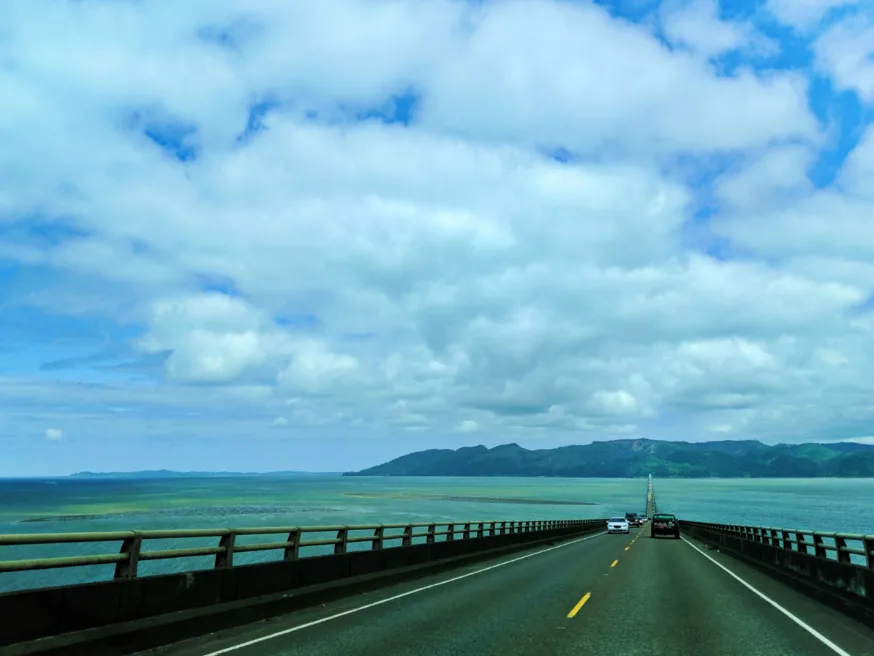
[682,520,874,569]
[0,519,603,582]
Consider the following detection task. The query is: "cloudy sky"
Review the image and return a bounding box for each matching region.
[2,0,874,475]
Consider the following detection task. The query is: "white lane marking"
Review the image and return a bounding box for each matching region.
[201,531,607,656]
[681,538,853,656]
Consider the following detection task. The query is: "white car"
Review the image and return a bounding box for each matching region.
[607,517,630,534]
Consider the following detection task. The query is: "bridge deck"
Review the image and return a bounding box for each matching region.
[134,526,874,656]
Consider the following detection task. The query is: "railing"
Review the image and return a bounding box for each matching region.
[0,519,602,582]
[682,521,874,569]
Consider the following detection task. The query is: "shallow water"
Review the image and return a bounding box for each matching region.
[1,476,871,593]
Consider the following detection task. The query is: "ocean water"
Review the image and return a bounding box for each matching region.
[1,476,872,593]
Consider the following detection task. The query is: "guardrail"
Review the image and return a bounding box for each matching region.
[0,519,600,582]
[0,517,606,651]
[681,520,874,569]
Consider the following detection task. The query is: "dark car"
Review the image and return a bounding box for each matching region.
[625,512,641,527]
[650,513,680,539]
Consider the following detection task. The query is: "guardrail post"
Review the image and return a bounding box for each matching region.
[796,531,807,554]
[215,530,236,569]
[402,524,413,547]
[500,521,506,535]
[446,523,455,541]
[813,533,827,559]
[335,527,349,554]
[463,523,471,540]
[864,536,874,569]
[834,535,851,563]
[477,522,484,538]
[285,529,300,561]
[372,526,384,551]
[781,530,792,550]
[427,524,436,544]
[114,531,143,580]
[489,521,496,536]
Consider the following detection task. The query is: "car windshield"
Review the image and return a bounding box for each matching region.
[609,517,626,522]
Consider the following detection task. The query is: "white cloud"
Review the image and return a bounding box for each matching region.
[814,14,874,101]
[766,0,861,30]
[716,144,815,211]
[0,0,872,465]
[137,294,280,383]
[660,0,777,60]
[455,420,480,433]
[417,0,816,156]
[45,428,64,441]
[840,123,874,194]
[277,341,361,396]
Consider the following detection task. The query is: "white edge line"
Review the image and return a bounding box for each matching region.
[681,537,853,656]
[201,530,607,656]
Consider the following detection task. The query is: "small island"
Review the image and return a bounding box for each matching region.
[343,439,874,478]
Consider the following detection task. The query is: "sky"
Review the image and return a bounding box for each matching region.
[2,0,874,475]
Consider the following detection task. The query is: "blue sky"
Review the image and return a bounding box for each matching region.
[2,0,874,475]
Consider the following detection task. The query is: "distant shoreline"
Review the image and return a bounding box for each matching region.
[66,471,341,479]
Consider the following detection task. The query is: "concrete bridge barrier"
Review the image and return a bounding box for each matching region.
[0,518,605,653]
[681,520,874,624]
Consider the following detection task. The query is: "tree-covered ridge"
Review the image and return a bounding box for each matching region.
[343,439,874,478]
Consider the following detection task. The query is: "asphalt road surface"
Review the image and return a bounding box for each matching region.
[138,526,874,656]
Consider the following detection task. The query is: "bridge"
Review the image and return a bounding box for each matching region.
[0,479,873,656]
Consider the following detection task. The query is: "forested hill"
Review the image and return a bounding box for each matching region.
[343,439,874,478]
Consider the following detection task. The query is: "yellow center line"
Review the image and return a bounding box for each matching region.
[624,546,629,551]
[567,592,591,618]
[610,559,619,567]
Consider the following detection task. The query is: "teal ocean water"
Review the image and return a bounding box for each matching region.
[1,476,872,593]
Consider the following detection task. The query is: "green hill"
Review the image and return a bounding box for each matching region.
[343,439,874,478]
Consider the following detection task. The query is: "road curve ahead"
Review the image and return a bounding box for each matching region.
[138,527,874,656]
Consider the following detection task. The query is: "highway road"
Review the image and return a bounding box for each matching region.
[137,526,874,656]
